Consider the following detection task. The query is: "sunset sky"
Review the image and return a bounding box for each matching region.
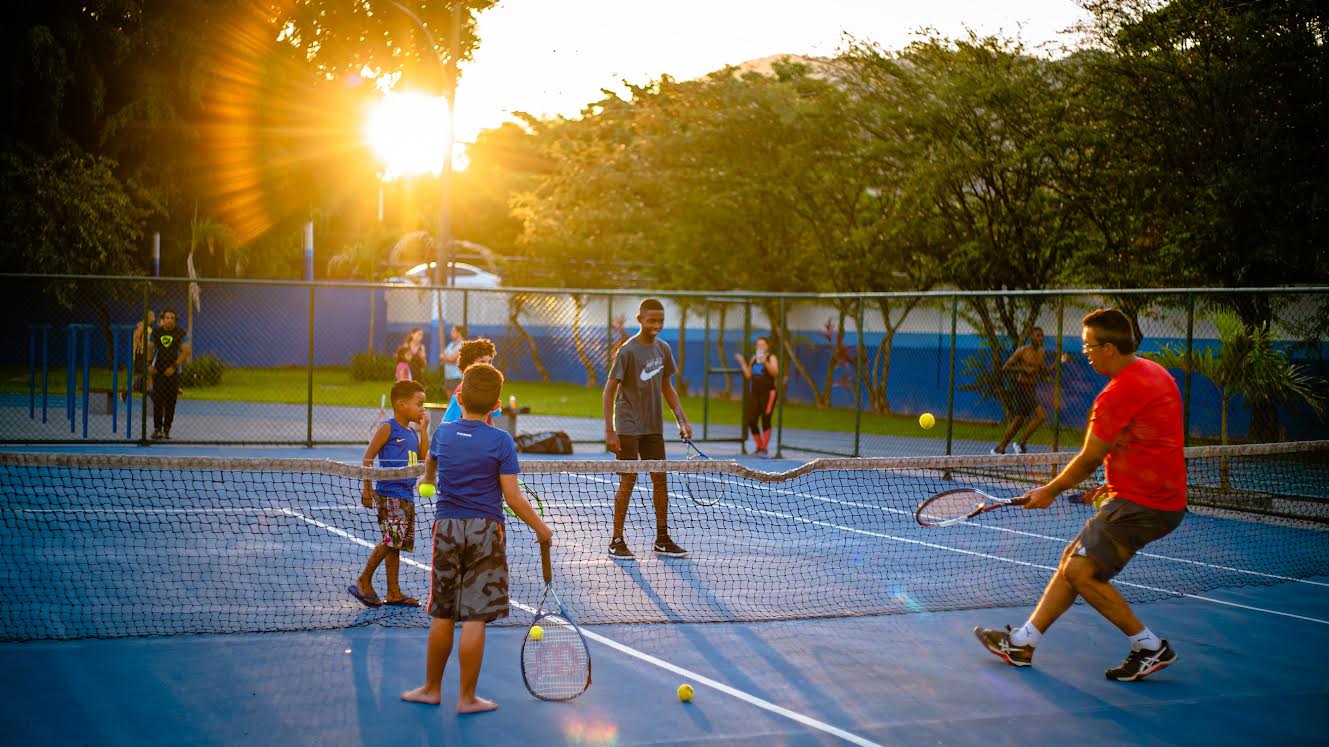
[450,0,1090,141]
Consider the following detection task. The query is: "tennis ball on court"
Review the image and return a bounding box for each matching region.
[530,625,544,642]
[418,483,435,498]
[677,683,694,702]
[919,412,936,430]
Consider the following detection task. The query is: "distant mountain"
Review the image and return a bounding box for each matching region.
[716,54,835,79]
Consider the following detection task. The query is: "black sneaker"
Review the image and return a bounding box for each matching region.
[151,430,164,440]
[608,537,635,560]
[163,430,171,439]
[653,536,688,558]
[1105,640,1178,681]
[973,625,1034,667]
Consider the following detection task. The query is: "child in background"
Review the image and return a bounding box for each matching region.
[395,345,413,382]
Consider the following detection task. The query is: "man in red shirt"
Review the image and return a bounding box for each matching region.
[975,308,1186,682]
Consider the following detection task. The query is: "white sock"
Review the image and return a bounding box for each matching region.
[1009,622,1042,648]
[1129,628,1162,652]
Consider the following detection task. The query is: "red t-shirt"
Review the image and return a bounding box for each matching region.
[1088,358,1187,511]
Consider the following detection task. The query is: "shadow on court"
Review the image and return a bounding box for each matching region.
[2,576,1326,746]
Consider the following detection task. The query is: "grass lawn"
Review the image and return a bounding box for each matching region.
[1,365,1084,445]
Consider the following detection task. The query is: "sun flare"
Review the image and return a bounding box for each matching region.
[366,92,452,178]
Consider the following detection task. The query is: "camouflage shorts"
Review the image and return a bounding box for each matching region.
[374,496,416,552]
[428,518,509,622]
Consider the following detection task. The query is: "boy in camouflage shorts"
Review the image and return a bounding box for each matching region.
[402,363,551,713]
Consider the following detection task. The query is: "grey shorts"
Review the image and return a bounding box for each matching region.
[428,518,509,622]
[1072,499,1185,580]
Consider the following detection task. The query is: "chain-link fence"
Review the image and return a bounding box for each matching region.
[3,276,1325,454]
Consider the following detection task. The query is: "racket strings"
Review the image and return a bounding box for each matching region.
[919,490,985,523]
[523,615,590,700]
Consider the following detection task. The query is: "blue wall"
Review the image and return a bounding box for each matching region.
[8,284,1327,441]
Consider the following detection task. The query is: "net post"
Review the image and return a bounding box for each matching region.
[944,294,958,457]
[1183,291,1195,446]
[111,325,119,433]
[1052,294,1064,452]
[306,283,315,448]
[774,296,786,458]
[852,298,865,457]
[28,325,35,419]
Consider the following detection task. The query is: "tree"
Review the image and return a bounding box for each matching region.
[1147,309,1325,444]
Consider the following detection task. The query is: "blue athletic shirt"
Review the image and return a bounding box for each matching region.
[374,419,420,498]
[440,386,503,425]
[429,418,520,523]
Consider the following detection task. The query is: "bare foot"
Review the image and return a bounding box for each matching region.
[456,696,497,714]
[401,686,442,705]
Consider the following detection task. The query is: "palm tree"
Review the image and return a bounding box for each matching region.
[1147,309,1325,446]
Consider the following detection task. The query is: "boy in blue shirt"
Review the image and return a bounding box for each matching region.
[439,338,502,425]
[351,379,428,607]
[402,363,551,713]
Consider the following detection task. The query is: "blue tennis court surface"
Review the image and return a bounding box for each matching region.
[1,445,1327,745]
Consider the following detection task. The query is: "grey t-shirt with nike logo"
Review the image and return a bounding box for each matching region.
[609,336,677,435]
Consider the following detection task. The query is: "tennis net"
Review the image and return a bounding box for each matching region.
[1,441,1326,640]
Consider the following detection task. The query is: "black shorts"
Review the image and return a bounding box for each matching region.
[1072,499,1185,580]
[616,433,665,461]
[1010,382,1038,417]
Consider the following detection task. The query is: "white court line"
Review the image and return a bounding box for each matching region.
[277,507,883,747]
[686,474,1329,589]
[568,475,1329,626]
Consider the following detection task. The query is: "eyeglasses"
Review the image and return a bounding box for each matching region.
[1082,343,1106,354]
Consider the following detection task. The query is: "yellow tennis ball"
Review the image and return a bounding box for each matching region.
[677,683,694,702]
[530,625,544,641]
[418,483,435,498]
[919,412,936,430]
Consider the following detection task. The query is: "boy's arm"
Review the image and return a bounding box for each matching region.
[602,378,621,453]
[420,453,439,491]
[178,341,192,368]
[361,423,391,507]
[416,413,430,462]
[663,379,692,439]
[500,475,551,542]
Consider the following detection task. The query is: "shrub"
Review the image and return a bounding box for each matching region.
[351,351,396,381]
[180,353,225,387]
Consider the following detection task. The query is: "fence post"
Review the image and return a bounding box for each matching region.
[306,283,315,448]
[139,282,150,444]
[1183,292,1195,446]
[1052,295,1064,452]
[702,302,711,441]
[606,295,614,372]
[944,295,959,457]
[852,298,865,457]
[462,289,469,330]
[774,296,787,458]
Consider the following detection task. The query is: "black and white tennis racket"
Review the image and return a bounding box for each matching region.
[521,540,591,701]
[915,488,1028,528]
[681,437,722,507]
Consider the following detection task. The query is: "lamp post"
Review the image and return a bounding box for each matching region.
[387,1,460,290]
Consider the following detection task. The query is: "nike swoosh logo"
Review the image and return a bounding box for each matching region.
[394,438,404,443]
[640,366,664,381]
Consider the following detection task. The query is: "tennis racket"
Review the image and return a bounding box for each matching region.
[367,393,387,438]
[521,540,591,701]
[504,478,546,518]
[915,488,1028,528]
[680,437,722,507]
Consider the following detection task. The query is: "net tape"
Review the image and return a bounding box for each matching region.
[1,441,1326,640]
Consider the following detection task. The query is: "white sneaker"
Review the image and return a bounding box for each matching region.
[1012,443,1026,454]
[989,448,1006,456]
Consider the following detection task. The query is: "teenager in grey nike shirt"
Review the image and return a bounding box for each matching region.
[602,298,693,559]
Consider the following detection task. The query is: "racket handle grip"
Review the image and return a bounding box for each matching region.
[540,539,552,584]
